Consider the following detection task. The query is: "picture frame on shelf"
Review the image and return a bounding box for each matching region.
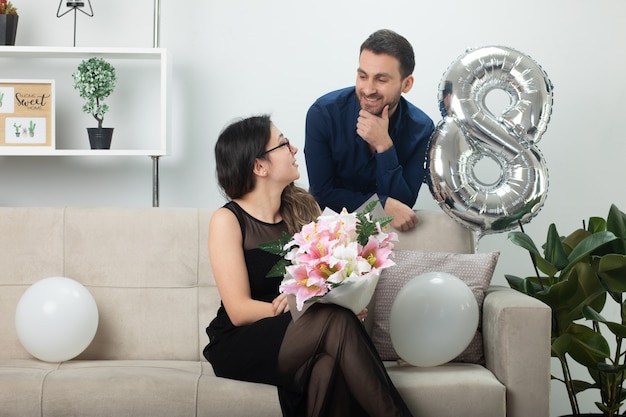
[0,79,55,148]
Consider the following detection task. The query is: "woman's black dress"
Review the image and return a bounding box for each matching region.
[204,201,413,417]
[204,201,292,385]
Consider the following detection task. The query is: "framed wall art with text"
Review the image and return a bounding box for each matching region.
[0,80,55,148]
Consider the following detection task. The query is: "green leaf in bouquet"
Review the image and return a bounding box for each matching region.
[258,231,293,256]
[355,200,393,246]
[265,258,292,278]
[259,231,294,278]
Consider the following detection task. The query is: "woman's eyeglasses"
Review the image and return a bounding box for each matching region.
[259,139,291,157]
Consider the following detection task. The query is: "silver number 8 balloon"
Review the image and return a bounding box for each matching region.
[428,46,554,243]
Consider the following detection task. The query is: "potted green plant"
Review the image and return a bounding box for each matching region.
[72,57,117,149]
[0,0,17,46]
[506,204,626,417]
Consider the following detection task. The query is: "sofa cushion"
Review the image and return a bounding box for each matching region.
[45,360,203,417]
[386,361,506,416]
[371,250,499,364]
[0,359,59,416]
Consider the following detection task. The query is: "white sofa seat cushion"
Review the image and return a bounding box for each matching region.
[386,361,506,417]
[0,359,60,416]
[198,363,281,417]
[36,360,204,417]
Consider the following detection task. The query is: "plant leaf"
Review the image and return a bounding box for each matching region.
[605,204,626,254]
[587,216,607,234]
[355,200,392,246]
[507,230,558,276]
[259,231,294,278]
[265,258,291,278]
[490,196,542,231]
[505,274,541,296]
[258,231,293,255]
[565,323,610,369]
[562,231,618,276]
[571,379,598,395]
[583,305,626,338]
[544,223,570,270]
[596,254,626,293]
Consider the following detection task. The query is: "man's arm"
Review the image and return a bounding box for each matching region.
[305,104,373,212]
[362,106,433,230]
[383,197,419,231]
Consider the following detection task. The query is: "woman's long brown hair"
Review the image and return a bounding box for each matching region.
[215,115,320,234]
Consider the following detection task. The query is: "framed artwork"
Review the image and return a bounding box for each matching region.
[0,80,55,148]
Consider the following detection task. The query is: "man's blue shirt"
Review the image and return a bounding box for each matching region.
[304,86,434,212]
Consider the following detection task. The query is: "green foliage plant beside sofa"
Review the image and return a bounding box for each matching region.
[506,204,626,417]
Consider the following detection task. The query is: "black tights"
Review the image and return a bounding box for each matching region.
[277,304,413,417]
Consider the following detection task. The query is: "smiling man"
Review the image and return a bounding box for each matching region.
[304,29,434,231]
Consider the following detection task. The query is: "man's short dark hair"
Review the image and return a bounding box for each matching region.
[360,29,415,79]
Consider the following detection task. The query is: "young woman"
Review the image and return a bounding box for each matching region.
[204,115,413,417]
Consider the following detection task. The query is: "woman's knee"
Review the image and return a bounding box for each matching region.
[313,304,357,322]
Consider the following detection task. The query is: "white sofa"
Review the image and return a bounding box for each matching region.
[0,207,551,417]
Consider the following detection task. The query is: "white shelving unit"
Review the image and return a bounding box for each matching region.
[0,46,169,206]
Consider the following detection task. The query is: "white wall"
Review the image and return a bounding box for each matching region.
[4,1,626,415]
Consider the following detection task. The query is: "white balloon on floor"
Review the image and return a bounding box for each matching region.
[390,272,478,367]
[15,276,99,362]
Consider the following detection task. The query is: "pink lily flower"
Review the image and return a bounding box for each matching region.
[281,264,331,310]
[361,236,395,271]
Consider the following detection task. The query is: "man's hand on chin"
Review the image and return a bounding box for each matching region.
[384,197,419,231]
[356,106,393,153]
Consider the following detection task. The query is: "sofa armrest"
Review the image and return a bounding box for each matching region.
[482,285,551,417]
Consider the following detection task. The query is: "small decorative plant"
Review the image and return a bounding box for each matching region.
[0,0,17,15]
[72,57,117,129]
[13,122,20,137]
[506,204,626,416]
[28,120,35,137]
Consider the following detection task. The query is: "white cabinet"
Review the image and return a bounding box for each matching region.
[0,46,169,205]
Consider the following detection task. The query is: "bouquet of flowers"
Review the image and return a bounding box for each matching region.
[261,200,397,320]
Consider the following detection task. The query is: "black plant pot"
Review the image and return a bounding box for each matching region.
[0,14,18,46]
[87,128,114,150]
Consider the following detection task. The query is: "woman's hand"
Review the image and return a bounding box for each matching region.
[272,293,290,316]
[356,307,368,322]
